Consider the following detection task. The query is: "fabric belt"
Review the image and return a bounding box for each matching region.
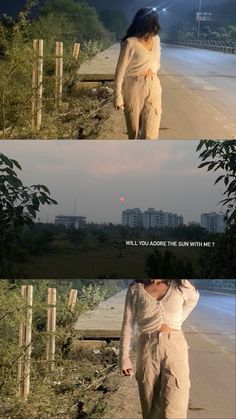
[126,74,158,81]
[140,329,182,340]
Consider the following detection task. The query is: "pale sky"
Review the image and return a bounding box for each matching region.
[0,140,226,224]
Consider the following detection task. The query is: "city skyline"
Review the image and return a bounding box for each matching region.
[0,141,226,224]
[51,209,225,231]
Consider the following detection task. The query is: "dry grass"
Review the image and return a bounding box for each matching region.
[22,242,199,279]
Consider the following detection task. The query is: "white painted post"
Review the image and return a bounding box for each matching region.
[55,41,63,109]
[68,289,78,310]
[46,288,57,372]
[32,39,44,130]
[72,43,80,60]
[18,285,33,399]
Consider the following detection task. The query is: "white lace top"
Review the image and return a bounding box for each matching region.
[119,280,199,370]
[114,35,161,107]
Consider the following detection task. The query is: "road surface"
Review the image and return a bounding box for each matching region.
[78,44,236,140]
[75,287,236,419]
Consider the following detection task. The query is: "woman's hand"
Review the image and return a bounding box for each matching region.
[159,323,179,332]
[122,368,132,376]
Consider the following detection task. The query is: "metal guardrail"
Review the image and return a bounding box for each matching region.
[176,40,236,54]
[198,286,236,294]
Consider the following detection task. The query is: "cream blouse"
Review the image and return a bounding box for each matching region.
[114,35,161,107]
[119,280,199,371]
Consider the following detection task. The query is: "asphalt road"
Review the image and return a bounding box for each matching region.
[161,45,236,140]
[76,286,236,419]
[78,44,236,140]
[186,289,235,354]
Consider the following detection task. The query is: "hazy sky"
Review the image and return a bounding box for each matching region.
[0,140,226,224]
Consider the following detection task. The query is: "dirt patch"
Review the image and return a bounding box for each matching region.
[1,85,113,140]
[96,102,127,140]
[41,85,113,140]
[0,345,120,419]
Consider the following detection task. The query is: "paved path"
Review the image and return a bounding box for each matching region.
[78,44,236,140]
[75,287,236,419]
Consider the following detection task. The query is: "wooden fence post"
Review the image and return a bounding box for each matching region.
[72,43,80,60]
[32,39,43,130]
[55,41,63,109]
[68,289,78,310]
[18,285,33,400]
[46,288,56,372]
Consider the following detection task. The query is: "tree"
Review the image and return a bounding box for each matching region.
[41,0,111,43]
[67,227,87,247]
[0,153,57,276]
[31,12,77,46]
[197,140,236,226]
[0,2,37,137]
[99,10,128,39]
[197,140,236,278]
[199,227,236,278]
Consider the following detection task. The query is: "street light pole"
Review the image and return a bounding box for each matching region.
[197,0,202,42]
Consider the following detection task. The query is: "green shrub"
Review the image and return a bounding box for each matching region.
[0,0,112,138]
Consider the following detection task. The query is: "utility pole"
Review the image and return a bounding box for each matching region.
[74,199,77,216]
[197,0,202,42]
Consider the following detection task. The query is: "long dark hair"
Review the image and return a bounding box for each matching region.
[121,7,161,44]
[135,280,195,292]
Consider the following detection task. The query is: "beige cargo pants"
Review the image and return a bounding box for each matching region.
[136,331,190,419]
[123,74,162,140]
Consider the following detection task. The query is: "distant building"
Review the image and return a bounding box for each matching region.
[122,208,143,228]
[122,208,183,229]
[143,208,184,229]
[55,215,86,229]
[201,212,226,233]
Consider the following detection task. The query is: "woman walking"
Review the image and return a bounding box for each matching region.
[114,7,162,140]
[119,280,200,419]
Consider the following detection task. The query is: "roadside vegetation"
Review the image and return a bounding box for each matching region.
[162,0,236,44]
[178,24,236,44]
[0,279,127,418]
[0,0,114,139]
[0,221,221,279]
[0,278,234,417]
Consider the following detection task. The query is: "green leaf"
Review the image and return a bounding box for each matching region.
[224,177,229,186]
[11,159,22,170]
[38,195,47,204]
[26,205,37,218]
[0,153,14,168]
[214,175,225,185]
[207,162,217,171]
[196,141,205,151]
[5,175,22,188]
[40,185,50,194]
[198,162,212,169]
[32,195,40,211]
[49,198,58,205]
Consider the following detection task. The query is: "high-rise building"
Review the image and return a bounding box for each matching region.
[143,208,184,229]
[55,215,86,229]
[122,208,184,229]
[201,212,226,233]
[122,208,143,228]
